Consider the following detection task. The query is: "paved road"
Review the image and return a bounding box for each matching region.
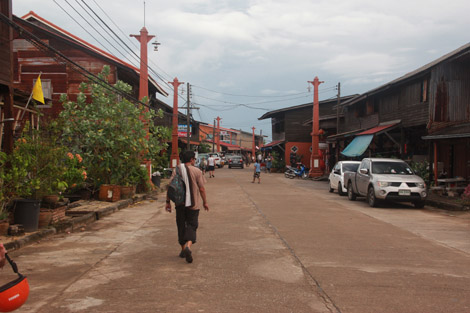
[6,167,470,313]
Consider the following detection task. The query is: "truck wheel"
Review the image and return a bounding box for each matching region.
[367,186,378,207]
[347,181,356,201]
[414,200,425,208]
[338,182,345,196]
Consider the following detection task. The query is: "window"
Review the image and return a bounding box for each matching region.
[33,78,52,108]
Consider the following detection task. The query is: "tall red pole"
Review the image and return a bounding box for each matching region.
[252,127,256,160]
[216,116,221,152]
[169,78,183,168]
[308,76,324,177]
[131,27,155,178]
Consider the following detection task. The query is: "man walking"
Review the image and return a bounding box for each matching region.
[252,159,261,184]
[166,151,209,263]
[207,154,215,178]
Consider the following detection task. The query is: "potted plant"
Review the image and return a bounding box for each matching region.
[9,122,68,231]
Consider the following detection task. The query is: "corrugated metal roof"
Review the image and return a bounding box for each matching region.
[422,123,470,140]
[344,42,470,107]
[258,95,357,120]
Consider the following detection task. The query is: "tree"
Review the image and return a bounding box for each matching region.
[59,66,170,189]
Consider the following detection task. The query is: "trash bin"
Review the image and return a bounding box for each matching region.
[151,171,161,187]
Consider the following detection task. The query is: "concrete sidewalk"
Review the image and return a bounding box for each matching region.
[2,190,160,252]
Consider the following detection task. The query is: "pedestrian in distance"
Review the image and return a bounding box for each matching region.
[266,153,272,173]
[207,155,215,178]
[166,151,209,264]
[252,159,261,184]
[200,157,207,176]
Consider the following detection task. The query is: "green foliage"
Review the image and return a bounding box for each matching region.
[198,143,211,153]
[59,66,170,189]
[410,161,430,181]
[6,122,69,200]
[270,151,285,169]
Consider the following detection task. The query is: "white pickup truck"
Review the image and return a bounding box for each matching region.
[343,158,427,208]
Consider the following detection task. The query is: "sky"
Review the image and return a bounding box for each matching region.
[12,0,470,141]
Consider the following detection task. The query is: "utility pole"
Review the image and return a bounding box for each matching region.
[186,83,191,151]
[216,116,221,153]
[336,82,341,134]
[252,127,256,160]
[169,78,183,168]
[335,82,341,167]
[308,76,324,177]
[212,119,216,153]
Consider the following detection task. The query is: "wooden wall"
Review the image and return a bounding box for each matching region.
[0,0,12,86]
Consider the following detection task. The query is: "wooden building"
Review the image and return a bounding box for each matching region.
[11,11,168,123]
[258,96,356,167]
[336,42,470,182]
[199,123,260,155]
[0,0,15,152]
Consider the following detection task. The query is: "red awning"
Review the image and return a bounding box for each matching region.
[357,123,399,135]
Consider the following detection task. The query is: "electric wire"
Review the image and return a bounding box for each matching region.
[81,0,175,93]
[90,0,174,82]
[0,12,165,115]
[61,0,137,68]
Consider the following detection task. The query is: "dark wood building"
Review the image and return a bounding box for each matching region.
[8,11,201,154]
[258,95,356,167]
[335,42,470,182]
[12,11,168,119]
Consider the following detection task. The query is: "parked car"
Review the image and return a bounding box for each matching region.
[228,155,244,169]
[343,158,427,208]
[208,153,224,168]
[328,161,361,196]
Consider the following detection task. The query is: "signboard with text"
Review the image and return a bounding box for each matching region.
[178,124,192,137]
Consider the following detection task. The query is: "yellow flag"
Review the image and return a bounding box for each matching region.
[32,76,45,104]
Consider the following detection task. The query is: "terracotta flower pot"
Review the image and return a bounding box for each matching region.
[42,195,59,204]
[99,185,121,202]
[120,186,135,199]
[38,209,53,228]
[0,220,9,236]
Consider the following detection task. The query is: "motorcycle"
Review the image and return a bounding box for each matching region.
[284,163,309,179]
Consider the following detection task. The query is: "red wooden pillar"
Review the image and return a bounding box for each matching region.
[216,116,221,152]
[252,127,256,160]
[169,78,183,167]
[131,27,155,177]
[308,76,324,177]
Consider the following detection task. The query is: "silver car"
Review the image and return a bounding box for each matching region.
[328,161,361,196]
[344,158,427,208]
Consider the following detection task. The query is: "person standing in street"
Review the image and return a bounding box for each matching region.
[252,159,261,184]
[266,153,272,173]
[166,151,209,264]
[207,155,215,178]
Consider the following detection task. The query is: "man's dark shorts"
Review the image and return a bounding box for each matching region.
[253,172,260,178]
[208,165,215,171]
